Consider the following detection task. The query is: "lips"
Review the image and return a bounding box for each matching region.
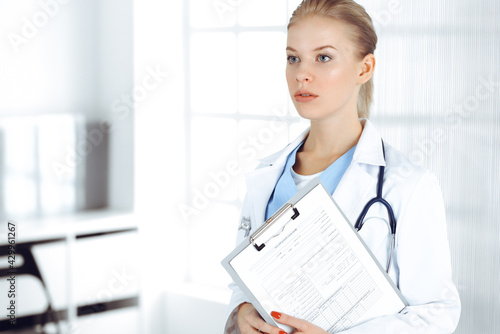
[294,89,318,102]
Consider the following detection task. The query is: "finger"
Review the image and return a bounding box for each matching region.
[239,305,263,333]
[248,315,286,334]
[259,321,288,334]
[271,311,310,332]
[239,326,259,334]
[238,317,266,334]
[238,304,287,334]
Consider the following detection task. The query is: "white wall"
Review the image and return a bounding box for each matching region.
[0,0,99,116]
[133,0,189,333]
[163,286,230,333]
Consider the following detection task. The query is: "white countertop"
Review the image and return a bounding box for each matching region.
[1,210,138,245]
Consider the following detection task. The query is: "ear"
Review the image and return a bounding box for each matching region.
[357,53,375,84]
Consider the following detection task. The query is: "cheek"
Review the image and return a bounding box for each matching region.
[286,71,299,98]
[322,68,346,85]
[320,68,356,94]
[286,68,295,87]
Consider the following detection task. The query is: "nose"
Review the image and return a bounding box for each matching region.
[296,65,312,83]
[297,75,310,83]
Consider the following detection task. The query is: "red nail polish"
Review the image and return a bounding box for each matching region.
[271,311,281,319]
[279,331,287,334]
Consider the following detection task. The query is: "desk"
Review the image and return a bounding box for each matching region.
[0,212,139,333]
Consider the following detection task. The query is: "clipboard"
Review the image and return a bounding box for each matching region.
[222,179,407,333]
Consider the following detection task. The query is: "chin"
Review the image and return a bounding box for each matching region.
[294,105,330,121]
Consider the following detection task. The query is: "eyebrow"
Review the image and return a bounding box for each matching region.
[286,45,338,52]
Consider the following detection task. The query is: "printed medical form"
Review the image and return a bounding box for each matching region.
[223,180,406,333]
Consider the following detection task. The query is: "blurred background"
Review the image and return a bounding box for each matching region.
[0,0,498,333]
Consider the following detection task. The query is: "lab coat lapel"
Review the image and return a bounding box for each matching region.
[333,119,386,224]
[245,128,309,228]
[244,119,385,229]
[245,164,284,227]
[333,162,378,225]
[245,162,377,228]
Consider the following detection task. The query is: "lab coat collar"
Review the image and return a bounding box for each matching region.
[245,119,385,228]
[257,118,385,168]
[352,119,386,167]
[257,127,310,166]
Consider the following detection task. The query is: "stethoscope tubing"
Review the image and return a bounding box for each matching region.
[239,140,398,273]
[354,140,397,273]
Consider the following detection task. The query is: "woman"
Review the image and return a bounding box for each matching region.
[225,0,461,333]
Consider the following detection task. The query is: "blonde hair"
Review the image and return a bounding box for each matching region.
[288,0,377,118]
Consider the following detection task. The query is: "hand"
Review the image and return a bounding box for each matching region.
[271,311,329,334]
[237,303,288,334]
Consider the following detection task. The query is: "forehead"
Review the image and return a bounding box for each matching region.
[287,15,355,54]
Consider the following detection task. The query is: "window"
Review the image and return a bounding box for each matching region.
[184,0,307,288]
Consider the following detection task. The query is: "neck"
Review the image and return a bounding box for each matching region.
[303,113,363,158]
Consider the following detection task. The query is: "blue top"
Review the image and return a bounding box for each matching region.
[265,141,356,220]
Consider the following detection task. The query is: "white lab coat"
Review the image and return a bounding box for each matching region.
[224,119,461,334]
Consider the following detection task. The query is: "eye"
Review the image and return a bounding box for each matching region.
[287,55,300,64]
[317,54,332,62]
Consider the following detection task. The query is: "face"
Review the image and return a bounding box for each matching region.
[286,15,372,122]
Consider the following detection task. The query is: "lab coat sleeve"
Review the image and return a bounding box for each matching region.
[223,199,253,334]
[223,281,246,334]
[336,171,461,334]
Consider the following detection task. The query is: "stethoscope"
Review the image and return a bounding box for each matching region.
[238,140,397,273]
[354,140,396,273]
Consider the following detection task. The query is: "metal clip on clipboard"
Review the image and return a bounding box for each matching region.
[250,204,300,251]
